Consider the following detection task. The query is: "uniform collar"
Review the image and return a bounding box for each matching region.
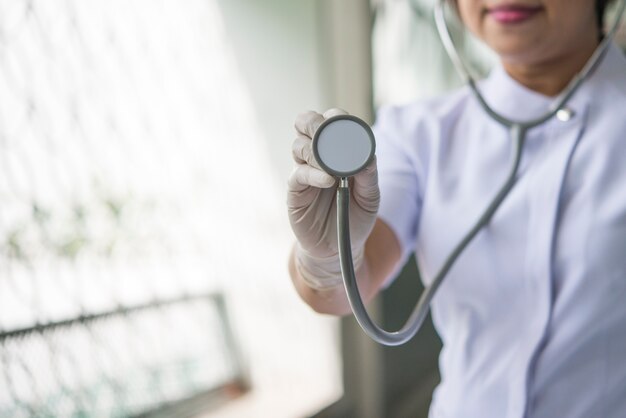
[476,42,625,124]
[478,63,552,122]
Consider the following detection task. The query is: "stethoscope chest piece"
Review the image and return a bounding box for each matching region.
[312,115,376,178]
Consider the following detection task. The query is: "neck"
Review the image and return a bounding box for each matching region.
[502,37,600,97]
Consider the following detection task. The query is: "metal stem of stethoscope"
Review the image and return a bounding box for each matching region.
[328,0,626,346]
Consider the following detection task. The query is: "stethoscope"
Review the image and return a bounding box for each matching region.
[312,0,626,346]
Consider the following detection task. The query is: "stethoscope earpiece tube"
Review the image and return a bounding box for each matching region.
[338,175,444,345]
[336,178,410,346]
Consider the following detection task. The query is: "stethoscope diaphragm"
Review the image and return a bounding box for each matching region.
[312,115,375,178]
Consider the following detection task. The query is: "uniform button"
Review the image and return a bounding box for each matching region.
[556,107,575,122]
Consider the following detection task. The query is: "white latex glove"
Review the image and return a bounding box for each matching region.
[288,108,380,289]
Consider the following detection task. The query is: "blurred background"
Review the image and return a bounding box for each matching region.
[0,1,624,417]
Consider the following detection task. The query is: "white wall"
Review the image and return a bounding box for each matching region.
[201,1,374,417]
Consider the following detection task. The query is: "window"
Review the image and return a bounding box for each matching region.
[0,1,340,417]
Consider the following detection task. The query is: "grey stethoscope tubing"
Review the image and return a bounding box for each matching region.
[315,0,626,347]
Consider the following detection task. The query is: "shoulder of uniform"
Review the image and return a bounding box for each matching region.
[373,87,471,135]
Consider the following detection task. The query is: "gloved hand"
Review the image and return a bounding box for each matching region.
[288,108,380,290]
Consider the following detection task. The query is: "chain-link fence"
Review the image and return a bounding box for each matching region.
[0,294,243,418]
[0,1,253,416]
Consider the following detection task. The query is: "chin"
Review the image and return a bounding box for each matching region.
[486,39,548,66]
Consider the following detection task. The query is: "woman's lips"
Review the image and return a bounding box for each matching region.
[487,4,543,24]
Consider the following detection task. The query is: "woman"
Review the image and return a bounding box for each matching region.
[287,1,626,417]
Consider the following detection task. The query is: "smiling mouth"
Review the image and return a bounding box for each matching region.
[486,4,544,24]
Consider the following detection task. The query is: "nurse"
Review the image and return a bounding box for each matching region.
[288,0,626,417]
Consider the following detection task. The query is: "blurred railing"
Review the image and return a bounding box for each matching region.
[0,294,245,417]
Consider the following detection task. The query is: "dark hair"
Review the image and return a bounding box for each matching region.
[597,0,617,32]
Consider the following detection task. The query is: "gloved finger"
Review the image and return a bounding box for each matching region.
[291,135,322,168]
[288,163,336,192]
[295,111,325,138]
[352,157,380,213]
[353,156,378,189]
[322,108,349,119]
